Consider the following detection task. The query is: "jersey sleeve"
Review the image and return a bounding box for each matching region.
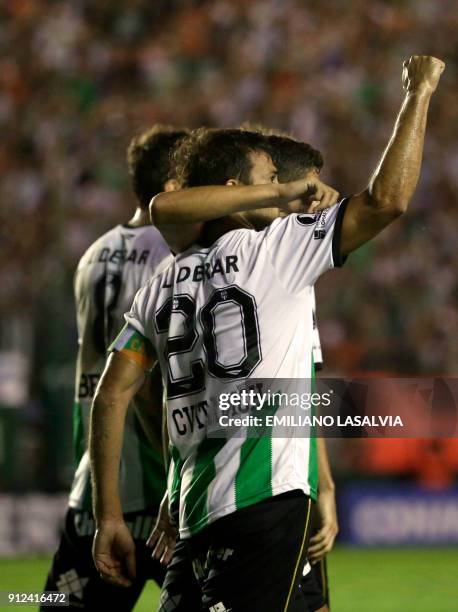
[109,283,156,370]
[264,198,349,296]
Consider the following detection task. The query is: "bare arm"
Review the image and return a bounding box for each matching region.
[317,437,335,493]
[308,437,338,564]
[90,349,156,586]
[150,177,339,252]
[90,351,148,522]
[339,55,445,255]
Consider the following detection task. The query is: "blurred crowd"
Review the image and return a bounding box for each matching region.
[1,0,457,376]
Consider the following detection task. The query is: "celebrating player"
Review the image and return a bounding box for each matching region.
[148,130,338,612]
[42,125,187,610]
[90,56,444,611]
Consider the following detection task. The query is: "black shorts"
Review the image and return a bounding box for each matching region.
[160,490,313,612]
[160,543,329,612]
[300,558,329,611]
[158,538,201,611]
[42,507,165,611]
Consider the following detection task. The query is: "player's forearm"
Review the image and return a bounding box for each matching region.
[90,392,128,523]
[317,437,335,492]
[150,183,295,226]
[366,89,432,214]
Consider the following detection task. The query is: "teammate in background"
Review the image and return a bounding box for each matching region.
[148,132,338,612]
[42,125,187,610]
[91,56,444,611]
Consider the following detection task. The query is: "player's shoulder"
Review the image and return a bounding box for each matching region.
[76,224,125,270]
[264,200,346,241]
[76,223,170,269]
[124,223,168,251]
[129,256,174,317]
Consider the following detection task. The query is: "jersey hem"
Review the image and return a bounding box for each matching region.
[179,481,315,539]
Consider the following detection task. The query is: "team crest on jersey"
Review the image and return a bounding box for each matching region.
[296,213,318,226]
[296,210,328,239]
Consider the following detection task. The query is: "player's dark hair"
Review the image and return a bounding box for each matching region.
[240,123,323,181]
[127,125,188,208]
[172,128,272,188]
[267,134,323,182]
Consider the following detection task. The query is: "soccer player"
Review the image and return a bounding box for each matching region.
[91,56,444,610]
[147,132,338,612]
[148,132,338,612]
[42,125,187,610]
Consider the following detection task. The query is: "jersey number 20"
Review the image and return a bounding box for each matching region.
[154,285,262,399]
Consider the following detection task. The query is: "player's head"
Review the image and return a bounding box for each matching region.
[267,134,323,182]
[172,127,277,189]
[127,125,189,209]
[227,126,325,228]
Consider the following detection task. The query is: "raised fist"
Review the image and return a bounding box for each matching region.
[402,55,445,94]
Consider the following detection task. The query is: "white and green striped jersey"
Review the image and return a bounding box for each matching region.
[69,223,173,513]
[115,201,347,537]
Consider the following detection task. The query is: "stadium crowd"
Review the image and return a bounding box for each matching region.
[1,0,457,377]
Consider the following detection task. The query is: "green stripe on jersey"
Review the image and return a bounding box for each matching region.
[235,436,272,508]
[183,437,226,536]
[308,359,318,500]
[235,400,279,509]
[72,401,85,468]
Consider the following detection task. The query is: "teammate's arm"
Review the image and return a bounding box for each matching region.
[335,56,445,255]
[90,347,156,586]
[308,438,339,564]
[150,176,339,252]
[132,363,163,455]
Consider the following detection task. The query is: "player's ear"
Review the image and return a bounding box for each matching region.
[226,178,240,187]
[163,178,180,192]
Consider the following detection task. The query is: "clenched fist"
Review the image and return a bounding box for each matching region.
[402,55,445,95]
[93,519,136,587]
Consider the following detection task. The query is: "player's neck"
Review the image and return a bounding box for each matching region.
[125,207,150,228]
